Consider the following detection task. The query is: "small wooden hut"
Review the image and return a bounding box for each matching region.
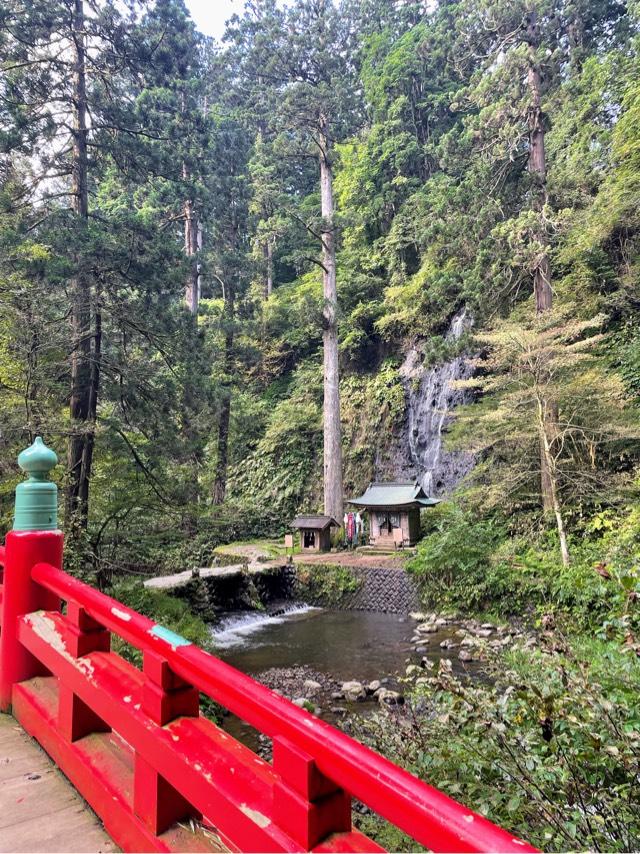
[348,482,439,548]
[290,515,339,553]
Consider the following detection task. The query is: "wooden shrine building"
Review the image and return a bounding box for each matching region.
[348,482,439,548]
[290,514,339,552]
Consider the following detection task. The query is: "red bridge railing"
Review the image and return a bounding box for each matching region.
[0,527,538,853]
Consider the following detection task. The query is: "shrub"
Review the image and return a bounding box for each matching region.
[294,563,361,606]
[350,634,640,852]
[407,503,512,613]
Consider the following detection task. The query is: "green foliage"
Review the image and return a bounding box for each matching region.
[108,580,213,668]
[407,504,512,613]
[294,563,361,606]
[409,501,640,635]
[352,635,640,852]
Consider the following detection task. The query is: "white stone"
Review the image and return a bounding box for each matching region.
[341,680,366,701]
[416,623,438,634]
[378,688,404,706]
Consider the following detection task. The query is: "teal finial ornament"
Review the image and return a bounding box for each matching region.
[13,437,59,531]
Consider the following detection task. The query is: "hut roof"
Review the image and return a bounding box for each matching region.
[290,514,339,531]
[347,481,440,509]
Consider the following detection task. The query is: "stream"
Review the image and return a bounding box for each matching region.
[210,605,481,749]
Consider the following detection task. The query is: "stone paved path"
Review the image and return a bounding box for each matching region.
[0,713,117,853]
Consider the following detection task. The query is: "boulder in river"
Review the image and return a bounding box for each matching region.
[366,680,381,694]
[378,688,405,707]
[303,679,322,696]
[341,680,366,702]
[416,623,438,634]
[458,648,474,662]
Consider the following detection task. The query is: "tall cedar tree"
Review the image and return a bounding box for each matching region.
[226,0,362,521]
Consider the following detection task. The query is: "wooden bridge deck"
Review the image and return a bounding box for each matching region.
[0,713,117,853]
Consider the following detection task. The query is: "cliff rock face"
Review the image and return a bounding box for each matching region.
[376,309,475,497]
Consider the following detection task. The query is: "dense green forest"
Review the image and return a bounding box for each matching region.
[1,0,640,848]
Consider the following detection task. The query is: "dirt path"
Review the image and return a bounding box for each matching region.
[292,550,408,570]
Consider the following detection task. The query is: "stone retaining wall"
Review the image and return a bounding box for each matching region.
[175,562,419,618]
[295,564,419,614]
[337,566,419,614]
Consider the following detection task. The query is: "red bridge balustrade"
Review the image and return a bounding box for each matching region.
[0,440,539,853]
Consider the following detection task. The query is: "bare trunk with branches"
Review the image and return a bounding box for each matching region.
[526,10,556,515]
[67,0,95,528]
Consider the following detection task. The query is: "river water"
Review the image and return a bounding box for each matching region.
[210,605,483,751]
[213,606,417,682]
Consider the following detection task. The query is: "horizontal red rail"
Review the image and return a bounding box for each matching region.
[30,560,536,854]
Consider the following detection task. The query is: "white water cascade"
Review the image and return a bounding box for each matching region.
[210,604,319,649]
[398,308,475,497]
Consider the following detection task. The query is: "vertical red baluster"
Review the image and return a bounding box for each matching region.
[133,650,199,835]
[58,602,111,741]
[272,735,352,850]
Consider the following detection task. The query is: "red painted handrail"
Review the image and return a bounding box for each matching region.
[29,560,536,854]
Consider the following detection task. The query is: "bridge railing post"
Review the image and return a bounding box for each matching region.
[272,735,352,850]
[133,650,200,835]
[58,601,112,742]
[0,438,62,711]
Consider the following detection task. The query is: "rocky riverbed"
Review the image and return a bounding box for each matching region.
[407,610,537,663]
[215,607,537,756]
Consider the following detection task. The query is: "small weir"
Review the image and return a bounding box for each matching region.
[211,603,319,649]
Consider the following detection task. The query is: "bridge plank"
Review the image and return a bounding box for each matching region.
[0,712,118,853]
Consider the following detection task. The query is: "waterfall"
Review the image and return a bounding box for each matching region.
[397,309,475,497]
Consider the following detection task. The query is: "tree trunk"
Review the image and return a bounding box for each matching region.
[319,116,344,523]
[184,192,199,314]
[79,297,101,512]
[212,205,237,506]
[67,0,93,527]
[526,12,552,315]
[526,11,555,512]
[263,240,273,299]
[212,322,234,505]
[538,400,570,566]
